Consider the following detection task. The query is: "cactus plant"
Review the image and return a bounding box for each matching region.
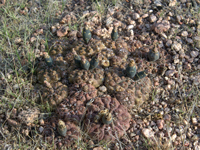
[102,112,113,124]
[90,53,100,70]
[72,48,81,68]
[111,26,118,41]
[57,120,67,137]
[133,71,147,81]
[83,25,91,44]
[125,59,137,78]
[80,56,90,70]
[148,47,159,61]
[44,52,53,67]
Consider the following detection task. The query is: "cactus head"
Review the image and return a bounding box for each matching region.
[83,23,91,44]
[111,26,118,41]
[44,52,53,67]
[102,112,113,125]
[148,47,160,61]
[133,70,147,81]
[126,59,137,78]
[80,56,90,70]
[72,48,81,67]
[57,120,67,137]
[90,53,100,70]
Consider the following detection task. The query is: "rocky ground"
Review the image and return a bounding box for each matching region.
[0,0,200,150]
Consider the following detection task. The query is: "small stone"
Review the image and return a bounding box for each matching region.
[190,51,199,58]
[37,29,43,35]
[142,128,154,138]
[181,31,188,37]
[57,26,69,37]
[13,84,20,90]
[165,70,175,77]
[186,38,193,44]
[30,37,36,43]
[169,0,177,6]
[39,119,45,125]
[129,20,136,25]
[165,40,172,47]
[171,134,177,141]
[191,118,198,125]
[184,63,191,70]
[130,133,136,137]
[171,41,182,51]
[193,75,200,85]
[7,119,19,127]
[154,20,170,34]
[183,119,188,125]
[142,14,148,18]
[99,86,107,92]
[194,36,200,41]
[10,108,17,119]
[164,114,171,121]
[88,140,94,148]
[157,119,164,130]
[93,147,103,150]
[39,126,44,133]
[160,32,167,39]
[14,37,22,44]
[51,26,57,34]
[82,11,89,17]
[154,82,159,86]
[150,15,157,23]
[132,13,140,20]
[127,25,134,30]
[180,0,186,3]
[191,135,198,141]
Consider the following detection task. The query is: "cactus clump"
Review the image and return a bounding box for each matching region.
[148,47,160,61]
[125,59,137,78]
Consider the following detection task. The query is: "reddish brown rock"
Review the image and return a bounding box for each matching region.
[153,20,170,34]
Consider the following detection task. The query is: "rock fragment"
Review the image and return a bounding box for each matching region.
[142,128,154,138]
[150,14,157,23]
